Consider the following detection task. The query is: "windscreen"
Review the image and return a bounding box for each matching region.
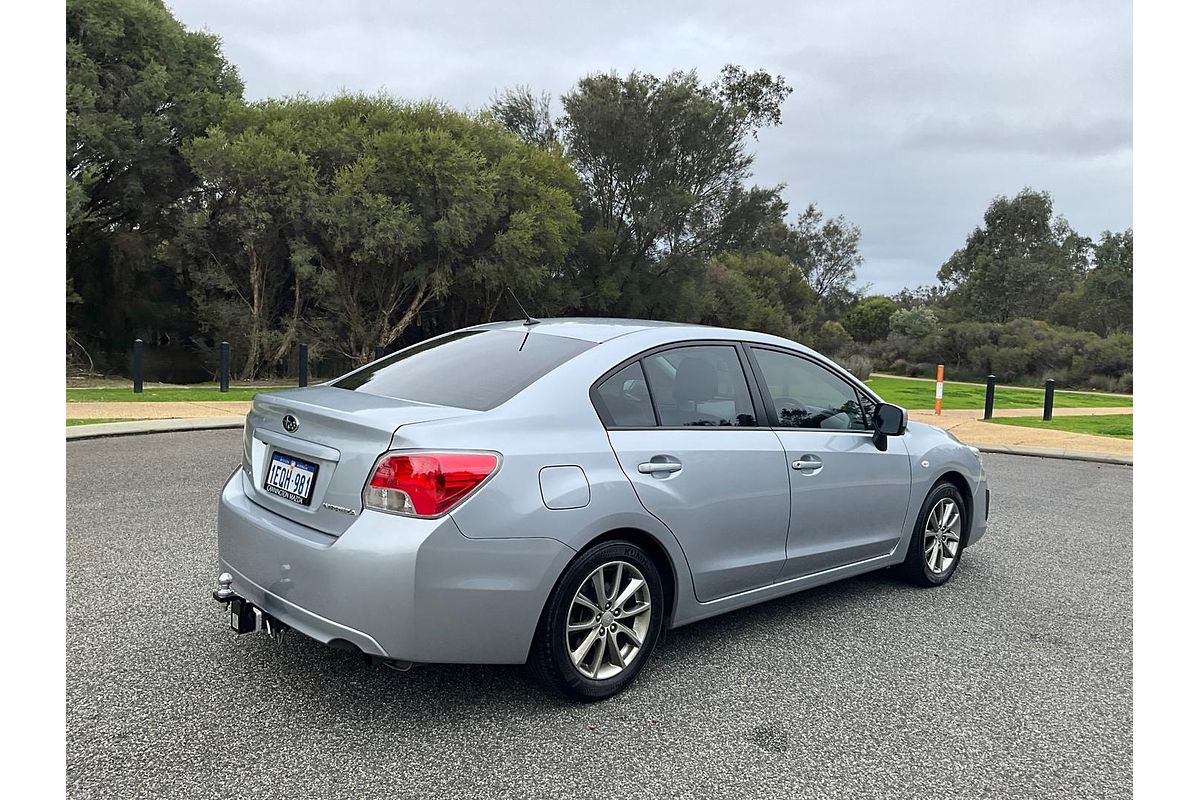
[332,329,594,411]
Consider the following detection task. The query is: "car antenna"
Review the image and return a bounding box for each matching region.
[506,287,540,326]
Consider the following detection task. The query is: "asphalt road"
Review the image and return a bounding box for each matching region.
[67,431,1132,799]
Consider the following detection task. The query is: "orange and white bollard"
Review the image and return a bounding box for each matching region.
[935,364,945,415]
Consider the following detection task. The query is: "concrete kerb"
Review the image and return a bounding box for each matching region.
[66,417,244,441]
[974,443,1131,467]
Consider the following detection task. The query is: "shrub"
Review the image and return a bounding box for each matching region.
[1085,375,1119,393]
[835,353,873,381]
[989,346,1033,382]
[889,306,939,339]
[878,316,1131,390]
[844,296,897,343]
[810,320,854,355]
[911,362,935,378]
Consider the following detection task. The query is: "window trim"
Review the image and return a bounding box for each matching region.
[743,344,876,433]
[589,340,768,431]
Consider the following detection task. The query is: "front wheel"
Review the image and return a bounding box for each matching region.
[528,540,664,701]
[900,481,967,587]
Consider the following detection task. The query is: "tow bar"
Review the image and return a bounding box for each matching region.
[212,572,288,637]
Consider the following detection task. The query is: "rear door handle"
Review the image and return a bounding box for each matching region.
[638,457,682,475]
[792,455,823,474]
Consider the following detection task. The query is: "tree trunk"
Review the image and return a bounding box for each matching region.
[242,248,266,380]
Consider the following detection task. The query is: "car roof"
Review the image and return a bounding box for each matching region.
[464,317,694,343]
[464,317,818,350]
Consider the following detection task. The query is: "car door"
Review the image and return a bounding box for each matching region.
[746,346,912,580]
[593,343,791,602]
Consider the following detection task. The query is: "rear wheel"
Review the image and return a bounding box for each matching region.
[528,540,664,701]
[900,481,967,586]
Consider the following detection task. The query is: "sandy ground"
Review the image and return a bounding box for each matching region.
[908,407,1132,457]
[66,401,252,419]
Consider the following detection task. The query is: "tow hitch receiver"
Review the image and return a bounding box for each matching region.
[213,572,288,637]
[228,597,257,634]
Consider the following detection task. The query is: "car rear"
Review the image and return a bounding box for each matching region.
[214,327,595,663]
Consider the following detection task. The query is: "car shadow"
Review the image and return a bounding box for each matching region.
[209,564,936,720]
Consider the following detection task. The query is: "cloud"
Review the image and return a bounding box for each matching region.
[167,0,1131,293]
[900,116,1131,158]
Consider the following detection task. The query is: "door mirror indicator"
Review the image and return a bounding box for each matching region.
[872,403,907,450]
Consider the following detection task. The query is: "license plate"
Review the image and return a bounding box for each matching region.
[264,452,319,505]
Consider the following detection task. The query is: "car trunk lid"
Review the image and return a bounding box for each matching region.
[244,387,477,535]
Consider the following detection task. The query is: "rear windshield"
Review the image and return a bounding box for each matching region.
[332,329,594,411]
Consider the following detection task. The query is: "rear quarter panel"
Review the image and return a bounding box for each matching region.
[391,333,707,625]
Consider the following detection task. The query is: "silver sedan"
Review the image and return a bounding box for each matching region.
[214,318,989,700]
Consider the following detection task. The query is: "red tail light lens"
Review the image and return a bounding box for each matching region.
[364,452,498,517]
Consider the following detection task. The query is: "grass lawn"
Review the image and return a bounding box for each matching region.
[984,414,1133,439]
[66,418,151,426]
[67,385,289,403]
[866,376,1133,410]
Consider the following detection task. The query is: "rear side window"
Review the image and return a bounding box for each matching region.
[333,330,593,411]
[593,363,657,428]
[642,345,757,427]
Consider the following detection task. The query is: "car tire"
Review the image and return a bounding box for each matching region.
[528,540,664,702]
[900,481,967,587]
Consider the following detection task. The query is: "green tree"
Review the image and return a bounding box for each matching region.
[937,189,1081,323]
[775,204,864,304]
[180,121,319,378]
[184,96,580,374]
[488,86,559,150]
[557,66,792,318]
[844,295,897,342]
[680,251,814,337]
[67,0,243,351]
[1049,229,1133,335]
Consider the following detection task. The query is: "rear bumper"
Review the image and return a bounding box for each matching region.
[216,470,574,663]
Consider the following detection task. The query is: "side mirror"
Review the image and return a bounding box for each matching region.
[872,403,907,451]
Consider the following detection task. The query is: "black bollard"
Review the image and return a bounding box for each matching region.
[133,338,144,394]
[983,374,996,420]
[1043,378,1055,421]
[298,343,309,388]
[219,341,230,393]
[374,345,385,361]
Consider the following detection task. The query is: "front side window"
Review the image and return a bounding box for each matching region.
[642,346,757,427]
[333,330,593,411]
[750,348,868,430]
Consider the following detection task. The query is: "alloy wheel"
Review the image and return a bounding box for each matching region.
[565,560,653,680]
[923,497,962,575]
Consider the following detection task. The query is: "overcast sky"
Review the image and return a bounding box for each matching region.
[168,0,1131,294]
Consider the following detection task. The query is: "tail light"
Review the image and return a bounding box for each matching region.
[363,452,498,517]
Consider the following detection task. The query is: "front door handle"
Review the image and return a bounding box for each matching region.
[792,455,823,474]
[638,457,682,475]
